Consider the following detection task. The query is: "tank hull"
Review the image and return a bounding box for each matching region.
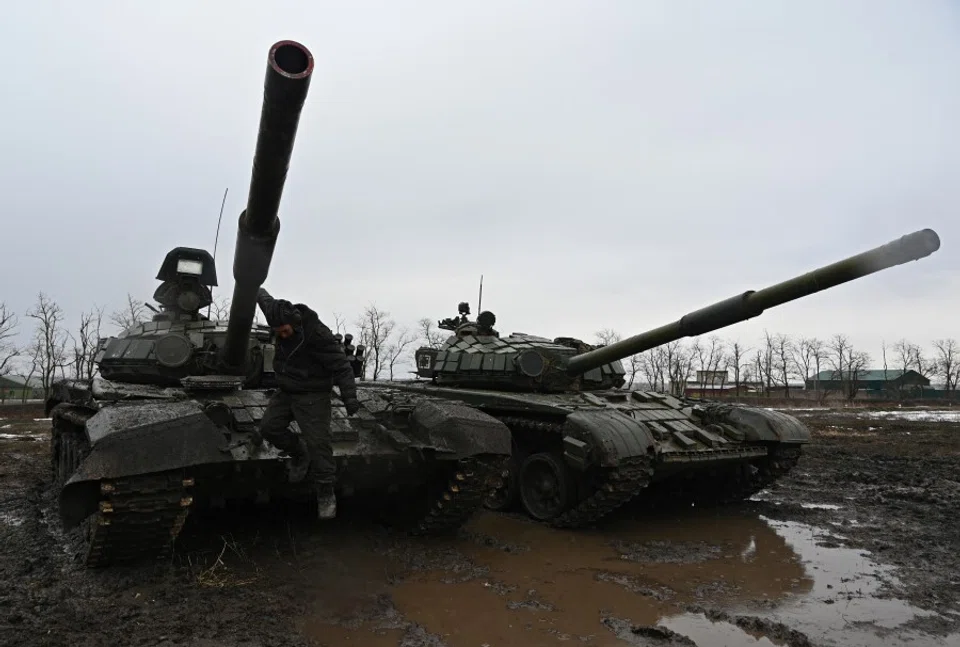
[47,378,511,567]
[373,380,807,526]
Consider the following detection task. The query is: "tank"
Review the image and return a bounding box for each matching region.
[44,39,512,568]
[400,229,941,526]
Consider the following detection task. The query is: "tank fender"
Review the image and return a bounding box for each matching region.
[561,409,657,470]
[697,404,811,444]
[60,400,240,528]
[407,400,512,459]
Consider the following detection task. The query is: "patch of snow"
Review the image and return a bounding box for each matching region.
[0,433,42,441]
[0,424,10,429]
[800,503,842,510]
[860,410,960,423]
[33,417,51,422]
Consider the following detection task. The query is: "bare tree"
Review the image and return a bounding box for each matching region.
[71,306,104,380]
[16,343,42,404]
[932,339,960,392]
[792,337,820,386]
[0,302,20,378]
[110,293,147,330]
[808,338,827,403]
[913,345,932,396]
[827,333,850,386]
[892,338,915,377]
[692,336,726,398]
[384,327,418,380]
[332,312,347,336]
[843,348,870,400]
[726,340,750,398]
[665,341,695,396]
[26,292,70,399]
[209,296,231,320]
[353,304,396,381]
[639,347,667,391]
[594,328,621,347]
[772,333,795,397]
[624,352,643,390]
[417,317,448,349]
[753,331,776,396]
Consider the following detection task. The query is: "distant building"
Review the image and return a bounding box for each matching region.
[0,376,43,402]
[805,369,930,393]
[678,369,795,398]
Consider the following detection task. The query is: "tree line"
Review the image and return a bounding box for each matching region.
[0,293,437,399]
[592,328,960,400]
[2,292,957,402]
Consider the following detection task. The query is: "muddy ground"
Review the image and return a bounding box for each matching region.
[1,402,958,647]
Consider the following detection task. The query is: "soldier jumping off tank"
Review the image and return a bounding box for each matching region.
[253,287,361,520]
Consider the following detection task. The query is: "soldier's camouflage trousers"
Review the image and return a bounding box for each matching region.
[259,389,335,485]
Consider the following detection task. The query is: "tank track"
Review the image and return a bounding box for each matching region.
[83,471,194,568]
[497,416,655,529]
[715,443,803,504]
[654,443,804,509]
[408,455,506,536]
[51,406,194,568]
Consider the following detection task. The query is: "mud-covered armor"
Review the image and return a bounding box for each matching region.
[402,228,941,526]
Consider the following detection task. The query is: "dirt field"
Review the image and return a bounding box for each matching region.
[1,402,958,646]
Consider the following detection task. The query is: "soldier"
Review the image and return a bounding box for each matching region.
[254,287,361,520]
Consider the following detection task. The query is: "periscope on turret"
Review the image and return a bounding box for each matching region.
[395,228,941,527]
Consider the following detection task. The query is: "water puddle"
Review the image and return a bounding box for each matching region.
[660,516,944,646]
[298,505,954,646]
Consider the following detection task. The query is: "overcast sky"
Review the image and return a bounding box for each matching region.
[2,1,958,375]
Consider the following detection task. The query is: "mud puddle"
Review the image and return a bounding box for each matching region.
[301,508,947,646]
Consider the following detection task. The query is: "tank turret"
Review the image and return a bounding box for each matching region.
[94,40,315,387]
[415,228,941,393]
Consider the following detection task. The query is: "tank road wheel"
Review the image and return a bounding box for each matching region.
[519,452,574,521]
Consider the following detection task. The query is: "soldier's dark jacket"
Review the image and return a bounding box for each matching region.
[256,288,358,402]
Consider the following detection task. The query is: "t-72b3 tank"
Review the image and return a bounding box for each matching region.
[401,229,941,527]
[44,40,512,568]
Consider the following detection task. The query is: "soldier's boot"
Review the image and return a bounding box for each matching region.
[317,483,336,520]
[286,437,311,484]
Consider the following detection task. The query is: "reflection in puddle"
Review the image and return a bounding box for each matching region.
[662,517,946,647]
[300,509,953,646]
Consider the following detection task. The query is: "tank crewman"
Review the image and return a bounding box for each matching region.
[254,286,361,520]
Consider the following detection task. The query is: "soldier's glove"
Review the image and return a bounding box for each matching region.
[344,398,361,416]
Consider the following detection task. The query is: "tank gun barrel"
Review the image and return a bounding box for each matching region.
[220,40,314,372]
[566,228,941,376]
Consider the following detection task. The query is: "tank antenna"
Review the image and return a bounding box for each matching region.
[207,187,229,318]
[477,274,483,313]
